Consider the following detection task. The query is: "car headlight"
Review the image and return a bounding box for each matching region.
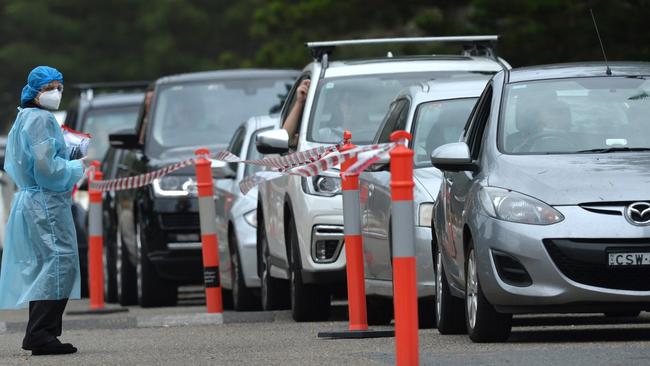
[301,172,342,197]
[243,209,257,227]
[418,203,434,227]
[478,187,564,225]
[152,176,197,197]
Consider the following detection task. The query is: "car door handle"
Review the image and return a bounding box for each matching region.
[445,177,454,187]
[117,164,129,172]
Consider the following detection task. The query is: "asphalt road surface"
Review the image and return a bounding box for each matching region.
[2,294,650,365]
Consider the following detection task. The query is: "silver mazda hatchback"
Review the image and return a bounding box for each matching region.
[431,62,650,342]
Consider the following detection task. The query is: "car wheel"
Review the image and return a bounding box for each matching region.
[259,222,289,311]
[288,216,331,322]
[435,243,466,334]
[103,228,118,303]
[116,222,137,306]
[465,243,512,342]
[604,311,641,318]
[136,221,177,307]
[418,297,436,329]
[366,296,393,325]
[230,229,257,311]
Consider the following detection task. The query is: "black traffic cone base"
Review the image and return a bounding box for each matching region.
[318,328,394,339]
[67,307,129,316]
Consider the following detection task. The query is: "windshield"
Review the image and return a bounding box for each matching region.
[412,98,477,167]
[500,76,650,154]
[82,106,139,161]
[308,72,464,144]
[150,78,293,152]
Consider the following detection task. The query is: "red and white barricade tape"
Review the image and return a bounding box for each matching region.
[89,145,340,193]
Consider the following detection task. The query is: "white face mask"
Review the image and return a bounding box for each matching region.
[37,89,62,110]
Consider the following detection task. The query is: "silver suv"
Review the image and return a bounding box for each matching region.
[256,36,508,321]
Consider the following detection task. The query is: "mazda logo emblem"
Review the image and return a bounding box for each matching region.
[625,202,650,226]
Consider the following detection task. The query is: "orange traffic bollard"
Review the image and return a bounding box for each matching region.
[389,131,418,366]
[317,131,393,339]
[194,148,223,313]
[67,161,128,315]
[88,161,105,310]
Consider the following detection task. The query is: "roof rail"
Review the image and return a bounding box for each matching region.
[305,36,500,78]
[71,81,151,100]
[306,35,498,59]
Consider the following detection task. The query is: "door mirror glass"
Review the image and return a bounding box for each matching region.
[109,131,141,150]
[430,142,476,172]
[256,129,289,154]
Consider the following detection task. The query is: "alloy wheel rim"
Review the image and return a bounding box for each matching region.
[436,246,442,323]
[467,250,478,330]
[116,226,123,299]
[261,238,270,308]
[136,223,143,301]
[232,248,239,306]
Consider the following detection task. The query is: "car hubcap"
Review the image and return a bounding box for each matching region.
[467,250,478,330]
[436,246,442,323]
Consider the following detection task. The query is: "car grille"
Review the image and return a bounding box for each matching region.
[544,239,650,291]
[160,213,200,229]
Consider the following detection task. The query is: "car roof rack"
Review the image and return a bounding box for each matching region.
[71,81,151,100]
[305,36,500,78]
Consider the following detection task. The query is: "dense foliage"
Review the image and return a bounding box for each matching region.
[1,0,648,128]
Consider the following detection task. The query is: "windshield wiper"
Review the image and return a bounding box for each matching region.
[576,147,650,153]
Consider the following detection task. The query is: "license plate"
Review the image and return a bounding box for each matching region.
[608,252,650,267]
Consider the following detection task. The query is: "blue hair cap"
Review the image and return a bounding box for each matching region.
[20,66,64,107]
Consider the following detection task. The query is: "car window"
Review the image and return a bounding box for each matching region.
[81,106,140,161]
[308,72,440,145]
[64,99,79,127]
[148,77,295,154]
[377,99,409,143]
[467,85,493,159]
[411,98,477,168]
[500,77,650,154]
[244,127,273,177]
[280,74,310,128]
[228,126,246,173]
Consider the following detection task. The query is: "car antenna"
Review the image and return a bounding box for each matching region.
[590,9,612,76]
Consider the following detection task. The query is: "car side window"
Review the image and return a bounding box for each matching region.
[377,99,409,143]
[228,126,246,173]
[280,73,311,126]
[466,85,493,159]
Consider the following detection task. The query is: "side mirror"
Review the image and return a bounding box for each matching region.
[109,131,141,150]
[211,160,236,179]
[256,129,289,154]
[430,142,477,172]
[367,153,390,172]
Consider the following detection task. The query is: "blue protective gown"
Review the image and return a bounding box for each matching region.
[0,107,84,309]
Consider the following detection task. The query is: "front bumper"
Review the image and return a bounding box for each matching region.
[474,206,650,313]
[142,195,203,283]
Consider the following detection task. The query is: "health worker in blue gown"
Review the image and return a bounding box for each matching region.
[0,66,84,356]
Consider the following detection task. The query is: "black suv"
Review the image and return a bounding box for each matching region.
[63,85,146,295]
[108,69,298,307]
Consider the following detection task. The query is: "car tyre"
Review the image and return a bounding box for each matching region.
[418,297,436,329]
[435,243,466,334]
[465,244,512,342]
[230,229,257,311]
[259,215,289,311]
[604,311,641,318]
[116,222,137,306]
[103,230,118,303]
[136,221,177,308]
[366,296,393,326]
[288,217,331,322]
